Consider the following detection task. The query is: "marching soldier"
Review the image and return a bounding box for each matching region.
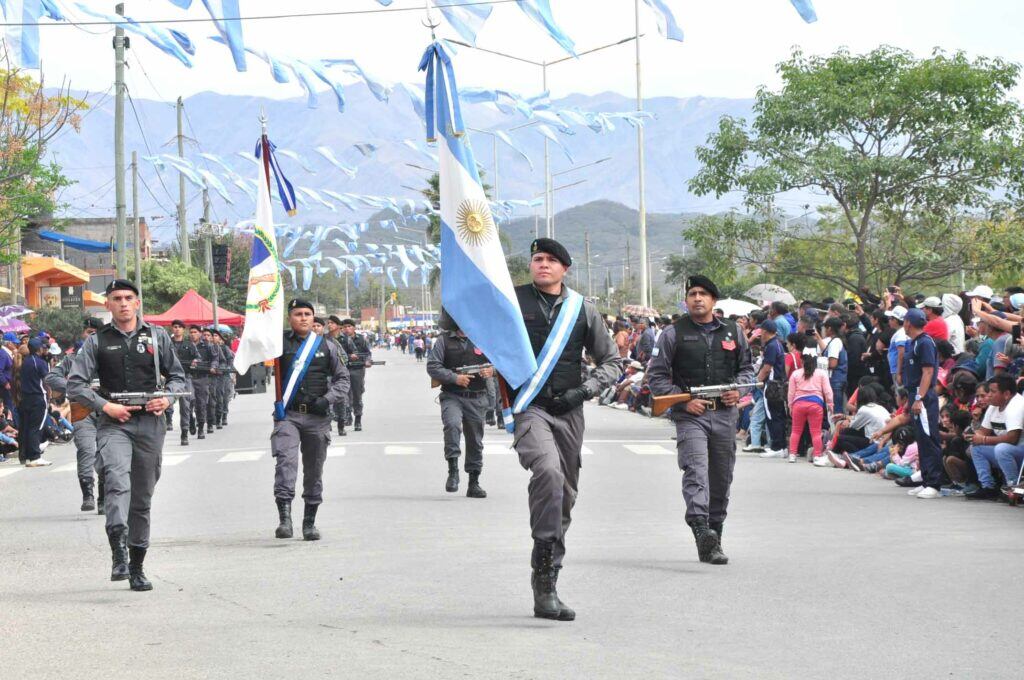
[170,320,199,446]
[190,325,218,440]
[325,315,350,436]
[68,280,187,592]
[212,330,234,428]
[44,317,105,510]
[426,319,492,498]
[338,318,372,432]
[511,238,621,621]
[647,275,755,566]
[272,299,350,541]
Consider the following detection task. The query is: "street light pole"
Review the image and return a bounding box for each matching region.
[635,0,649,310]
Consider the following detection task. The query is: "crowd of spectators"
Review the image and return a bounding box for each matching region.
[596,285,1024,505]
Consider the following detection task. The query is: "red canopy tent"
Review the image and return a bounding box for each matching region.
[144,289,244,327]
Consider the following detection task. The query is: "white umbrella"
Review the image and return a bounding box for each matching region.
[744,283,796,305]
[713,298,760,318]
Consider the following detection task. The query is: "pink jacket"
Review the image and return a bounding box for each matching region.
[788,368,834,412]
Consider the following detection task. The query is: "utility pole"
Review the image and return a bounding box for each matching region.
[344,270,350,317]
[492,134,499,201]
[625,239,632,293]
[132,150,143,314]
[202,188,218,327]
[635,0,649,309]
[585,231,593,298]
[543,63,552,238]
[176,97,191,266]
[113,3,127,278]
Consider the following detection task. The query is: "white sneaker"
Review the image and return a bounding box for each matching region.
[26,458,52,468]
[788,454,797,463]
[916,487,940,499]
[742,444,765,453]
[812,456,832,467]
[906,486,924,496]
[759,449,783,458]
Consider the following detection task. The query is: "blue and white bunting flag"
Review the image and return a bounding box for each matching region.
[233,134,284,373]
[418,42,537,390]
[641,0,684,41]
[790,0,817,23]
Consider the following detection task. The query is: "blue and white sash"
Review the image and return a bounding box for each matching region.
[274,334,323,421]
[502,288,584,432]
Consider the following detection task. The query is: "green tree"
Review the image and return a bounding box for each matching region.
[141,259,211,313]
[29,307,89,348]
[689,46,1024,291]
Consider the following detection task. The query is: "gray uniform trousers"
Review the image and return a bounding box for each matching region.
[512,405,585,569]
[674,407,738,525]
[333,393,347,426]
[216,375,231,421]
[177,376,193,432]
[271,411,331,505]
[97,413,166,549]
[192,376,212,428]
[347,368,365,418]
[440,390,487,474]
[485,377,501,412]
[74,413,99,483]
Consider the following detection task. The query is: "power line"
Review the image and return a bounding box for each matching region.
[125,85,177,207]
[0,0,519,27]
[138,168,174,217]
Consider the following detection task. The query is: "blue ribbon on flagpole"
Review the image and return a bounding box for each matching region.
[418,42,467,142]
[255,138,298,216]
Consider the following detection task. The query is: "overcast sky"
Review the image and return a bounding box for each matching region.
[26,0,1024,104]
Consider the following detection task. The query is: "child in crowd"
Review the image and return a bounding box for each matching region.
[941,410,976,493]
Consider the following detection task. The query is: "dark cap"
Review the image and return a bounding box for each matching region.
[287,299,314,313]
[685,274,720,300]
[171,319,185,327]
[189,324,202,331]
[904,308,927,328]
[105,279,139,296]
[84,317,104,330]
[28,337,44,352]
[340,318,356,327]
[313,316,326,326]
[328,315,344,326]
[758,320,777,334]
[530,238,572,267]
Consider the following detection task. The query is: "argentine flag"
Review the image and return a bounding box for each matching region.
[419,42,537,389]
[233,133,284,373]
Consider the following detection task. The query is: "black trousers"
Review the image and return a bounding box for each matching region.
[19,397,46,462]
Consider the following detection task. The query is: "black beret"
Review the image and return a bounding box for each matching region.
[201,327,214,333]
[685,274,720,300]
[530,238,572,267]
[328,315,344,326]
[84,317,104,330]
[340,318,356,327]
[313,316,326,326]
[170,319,185,327]
[105,279,139,296]
[288,299,314,313]
[211,329,224,338]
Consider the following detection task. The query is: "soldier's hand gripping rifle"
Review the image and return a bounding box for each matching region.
[107,391,194,406]
[431,363,494,389]
[651,382,763,417]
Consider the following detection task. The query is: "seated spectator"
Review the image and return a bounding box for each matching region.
[824,384,890,468]
[788,348,833,464]
[846,389,912,472]
[885,439,920,479]
[942,409,976,493]
[966,374,1024,500]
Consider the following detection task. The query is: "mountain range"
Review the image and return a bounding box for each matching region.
[47,82,754,250]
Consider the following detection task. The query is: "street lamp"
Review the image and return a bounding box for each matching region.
[448,35,639,239]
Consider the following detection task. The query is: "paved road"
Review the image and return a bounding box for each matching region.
[2,348,1021,678]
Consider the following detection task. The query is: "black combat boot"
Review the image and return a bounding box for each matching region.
[79,478,95,512]
[445,459,459,493]
[551,568,576,621]
[207,423,214,434]
[708,521,729,565]
[189,418,197,436]
[337,421,346,436]
[302,504,321,541]
[221,414,228,426]
[107,527,129,581]
[97,477,105,515]
[496,411,505,430]
[354,415,362,432]
[215,416,223,430]
[128,546,153,591]
[466,472,487,498]
[180,432,189,446]
[275,500,293,539]
[689,518,727,565]
[531,540,571,621]
[485,409,496,426]
[344,411,353,427]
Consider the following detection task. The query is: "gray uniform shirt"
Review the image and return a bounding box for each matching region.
[68,321,188,412]
[283,330,351,406]
[646,318,756,420]
[426,332,486,388]
[44,350,76,395]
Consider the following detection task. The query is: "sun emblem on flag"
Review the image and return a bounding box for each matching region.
[455,199,495,246]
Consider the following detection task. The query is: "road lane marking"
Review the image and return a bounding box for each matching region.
[581,446,594,456]
[327,447,346,457]
[625,444,675,455]
[54,463,78,473]
[384,445,421,455]
[0,467,22,478]
[218,450,265,463]
[163,454,191,466]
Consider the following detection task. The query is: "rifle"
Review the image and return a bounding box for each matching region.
[431,363,494,389]
[107,391,194,407]
[190,361,236,375]
[651,382,762,417]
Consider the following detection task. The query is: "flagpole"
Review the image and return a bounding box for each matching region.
[260,108,284,408]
